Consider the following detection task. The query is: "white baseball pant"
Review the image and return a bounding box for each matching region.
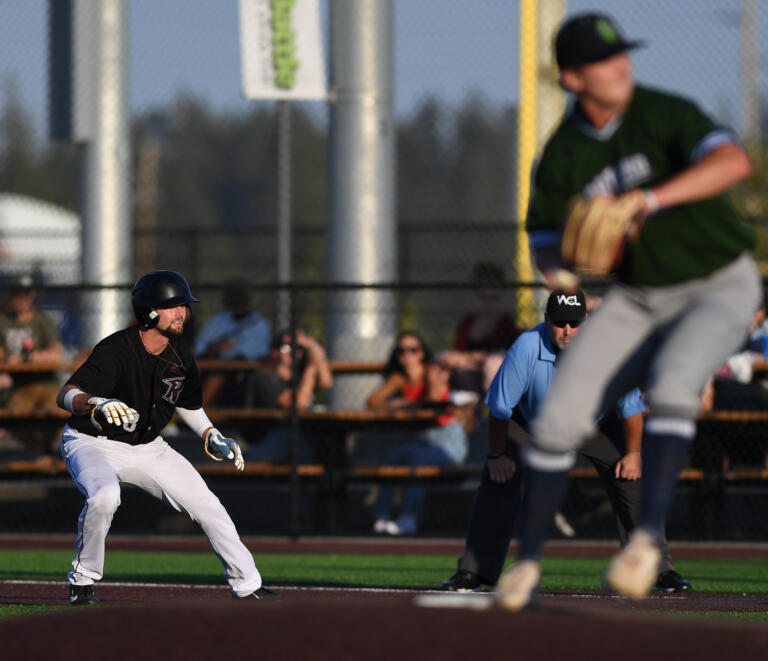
[61,424,262,596]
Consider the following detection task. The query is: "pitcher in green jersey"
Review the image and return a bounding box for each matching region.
[496,12,762,611]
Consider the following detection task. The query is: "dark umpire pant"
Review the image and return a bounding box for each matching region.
[457,414,675,584]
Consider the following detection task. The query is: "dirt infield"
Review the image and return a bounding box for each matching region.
[1,581,768,660]
[2,535,768,659]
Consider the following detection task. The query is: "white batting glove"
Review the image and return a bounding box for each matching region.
[88,397,138,432]
[204,428,245,471]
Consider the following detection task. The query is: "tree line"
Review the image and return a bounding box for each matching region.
[0,84,517,232]
[2,81,766,281]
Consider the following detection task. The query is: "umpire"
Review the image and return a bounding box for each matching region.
[440,290,691,592]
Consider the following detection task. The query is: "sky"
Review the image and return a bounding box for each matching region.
[0,0,765,144]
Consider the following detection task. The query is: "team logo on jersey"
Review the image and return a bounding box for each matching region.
[161,376,185,405]
[583,154,652,197]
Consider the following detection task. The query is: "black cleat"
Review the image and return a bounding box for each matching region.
[69,584,99,606]
[236,586,283,601]
[439,570,484,592]
[654,570,692,593]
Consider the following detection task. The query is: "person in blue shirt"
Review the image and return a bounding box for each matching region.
[194,280,272,407]
[440,289,690,593]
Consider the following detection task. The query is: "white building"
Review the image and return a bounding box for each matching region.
[0,193,80,284]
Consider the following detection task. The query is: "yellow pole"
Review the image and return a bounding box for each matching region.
[515,0,539,327]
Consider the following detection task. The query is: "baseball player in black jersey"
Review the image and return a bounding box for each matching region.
[57,270,279,605]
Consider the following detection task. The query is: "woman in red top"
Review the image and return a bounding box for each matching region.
[367,331,469,535]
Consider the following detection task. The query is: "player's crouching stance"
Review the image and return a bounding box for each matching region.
[57,270,280,605]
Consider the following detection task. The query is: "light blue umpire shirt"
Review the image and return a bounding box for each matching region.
[485,322,645,425]
[194,311,272,360]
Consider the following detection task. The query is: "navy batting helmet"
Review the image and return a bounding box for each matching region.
[131,270,199,330]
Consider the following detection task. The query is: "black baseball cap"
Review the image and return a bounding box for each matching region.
[9,273,36,293]
[555,13,644,70]
[546,289,587,324]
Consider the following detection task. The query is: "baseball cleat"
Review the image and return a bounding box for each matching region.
[604,529,661,598]
[654,570,692,593]
[494,560,540,612]
[439,570,484,592]
[373,519,399,535]
[69,584,99,606]
[236,586,283,601]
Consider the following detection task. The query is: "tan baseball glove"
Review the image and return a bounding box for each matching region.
[561,190,647,276]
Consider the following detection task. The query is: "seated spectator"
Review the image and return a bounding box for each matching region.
[367,331,469,536]
[0,274,64,456]
[746,295,768,358]
[245,328,333,463]
[695,299,768,473]
[0,274,63,406]
[194,279,271,407]
[438,262,522,398]
[700,299,768,413]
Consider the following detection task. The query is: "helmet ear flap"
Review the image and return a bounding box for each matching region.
[146,309,159,329]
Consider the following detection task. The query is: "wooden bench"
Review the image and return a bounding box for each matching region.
[3,458,767,484]
[0,458,328,479]
[0,359,767,483]
[704,410,768,422]
[0,359,387,375]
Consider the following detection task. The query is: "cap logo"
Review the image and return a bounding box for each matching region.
[557,294,582,307]
[596,18,618,43]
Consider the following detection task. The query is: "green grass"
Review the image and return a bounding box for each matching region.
[2,549,767,620]
[639,610,768,622]
[540,558,768,594]
[0,604,68,618]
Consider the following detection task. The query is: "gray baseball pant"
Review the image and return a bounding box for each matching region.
[532,254,762,458]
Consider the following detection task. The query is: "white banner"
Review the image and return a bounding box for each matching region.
[239,0,327,100]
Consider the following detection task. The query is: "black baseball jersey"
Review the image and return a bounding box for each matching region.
[65,327,202,444]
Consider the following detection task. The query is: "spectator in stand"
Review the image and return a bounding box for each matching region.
[695,298,768,474]
[0,273,64,456]
[367,331,469,535]
[747,297,768,359]
[699,296,768,414]
[439,262,522,398]
[0,274,63,407]
[245,328,333,463]
[194,279,271,407]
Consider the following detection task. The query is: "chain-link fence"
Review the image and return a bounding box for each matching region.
[1,2,766,281]
[0,1,767,539]
[0,280,765,541]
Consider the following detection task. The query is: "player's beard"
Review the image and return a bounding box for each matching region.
[161,320,184,338]
[159,312,186,338]
[160,323,183,338]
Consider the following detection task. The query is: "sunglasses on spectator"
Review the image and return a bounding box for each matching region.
[396,345,422,354]
[551,319,583,328]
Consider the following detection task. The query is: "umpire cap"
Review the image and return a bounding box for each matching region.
[546,289,587,325]
[132,270,199,330]
[555,13,644,70]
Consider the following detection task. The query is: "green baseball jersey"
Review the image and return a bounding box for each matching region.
[527,85,755,287]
